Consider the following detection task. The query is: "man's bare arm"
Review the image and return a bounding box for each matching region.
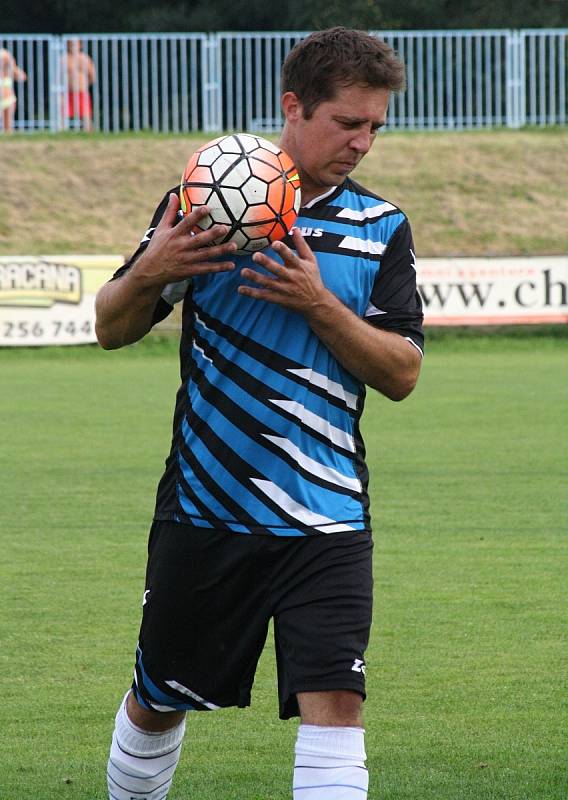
[95,194,236,350]
[239,229,421,400]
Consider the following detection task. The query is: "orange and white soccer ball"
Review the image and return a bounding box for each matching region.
[180,133,301,255]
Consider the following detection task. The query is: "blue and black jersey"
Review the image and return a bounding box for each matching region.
[114,177,424,536]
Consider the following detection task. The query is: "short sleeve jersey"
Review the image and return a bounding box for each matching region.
[114,177,424,536]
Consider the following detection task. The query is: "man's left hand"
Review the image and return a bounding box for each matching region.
[238,229,330,316]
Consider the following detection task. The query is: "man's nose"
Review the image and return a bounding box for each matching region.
[349,130,373,154]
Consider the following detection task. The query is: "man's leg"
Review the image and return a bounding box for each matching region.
[293,690,368,799]
[107,691,186,800]
[271,532,373,798]
[81,93,93,132]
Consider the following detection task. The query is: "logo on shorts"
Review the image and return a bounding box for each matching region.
[351,658,366,674]
[142,589,151,606]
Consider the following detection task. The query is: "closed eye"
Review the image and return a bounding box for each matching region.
[338,120,386,135]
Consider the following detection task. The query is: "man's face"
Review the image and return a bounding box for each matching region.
[280,83,390,204]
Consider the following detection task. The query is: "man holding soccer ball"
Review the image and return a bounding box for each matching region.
[97,26,423,800]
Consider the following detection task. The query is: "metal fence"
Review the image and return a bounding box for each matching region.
[0,29,566,134]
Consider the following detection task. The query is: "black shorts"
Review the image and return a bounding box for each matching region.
[132,521,373,719]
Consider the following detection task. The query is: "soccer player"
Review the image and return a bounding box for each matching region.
[96,27,424,800]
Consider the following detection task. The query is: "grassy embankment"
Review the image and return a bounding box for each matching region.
[1,127,567,258]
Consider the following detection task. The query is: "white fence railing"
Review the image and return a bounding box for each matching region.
[0,29,566,134]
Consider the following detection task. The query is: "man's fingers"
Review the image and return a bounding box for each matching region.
[250,253,286,280]
[240,267,278,288]
[157,192,182,229]
[268,240,296,265]
[192,240,237,262]
[288,228,314,260]
[191,260,236,275]
[190,222,232,248]
[174,212,235,255]
[237,285,273,300]
[176,204,215,234]
[266,232,313,268]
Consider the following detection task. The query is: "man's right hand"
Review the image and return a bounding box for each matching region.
[95,193,237,350]
[131,192,237,289]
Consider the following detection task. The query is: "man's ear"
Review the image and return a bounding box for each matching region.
[281,91,303,122]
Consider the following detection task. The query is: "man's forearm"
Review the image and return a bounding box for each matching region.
[95,268,162,350]
[306,288,422,401]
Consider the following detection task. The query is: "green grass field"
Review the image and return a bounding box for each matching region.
[1,333,566,799]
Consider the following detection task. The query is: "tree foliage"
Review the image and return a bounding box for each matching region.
[4,0,568,33]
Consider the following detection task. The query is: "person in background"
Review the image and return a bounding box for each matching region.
[62,39,96,132]
[0,48,27,133]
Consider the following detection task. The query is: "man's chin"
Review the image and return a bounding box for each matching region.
[330,166,355,181]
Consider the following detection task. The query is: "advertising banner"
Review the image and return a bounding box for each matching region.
[416,256,568,326]
[1,254,566,345]
[0,255,120,346]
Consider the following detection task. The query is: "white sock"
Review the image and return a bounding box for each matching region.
[107,693,186,800]
[293,724,368,799]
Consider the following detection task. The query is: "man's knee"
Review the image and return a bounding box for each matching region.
[297,690,363,727]
[126,690,186,732]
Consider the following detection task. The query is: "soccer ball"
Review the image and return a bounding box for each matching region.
[180,133,301,255]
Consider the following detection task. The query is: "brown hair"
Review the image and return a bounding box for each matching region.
[281,27,406,118]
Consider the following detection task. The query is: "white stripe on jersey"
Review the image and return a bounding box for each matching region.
[195,311,213,332]
[287,368,359,410]
[165,679,221,710]
[262,435,362,493]
[268,399,355,452]
[364,301,387,317]
[141,226,156,243]
[302,186,338,208]
[336,201,396,221]
[339,236,386,256]
[147,701,182,712]
[132,668,174,712]
[251,479,355,533]
[193,342,213,364]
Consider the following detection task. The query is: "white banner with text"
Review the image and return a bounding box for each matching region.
[416,256,568,325]
[1,254,566,345]
[0,255,120,346]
